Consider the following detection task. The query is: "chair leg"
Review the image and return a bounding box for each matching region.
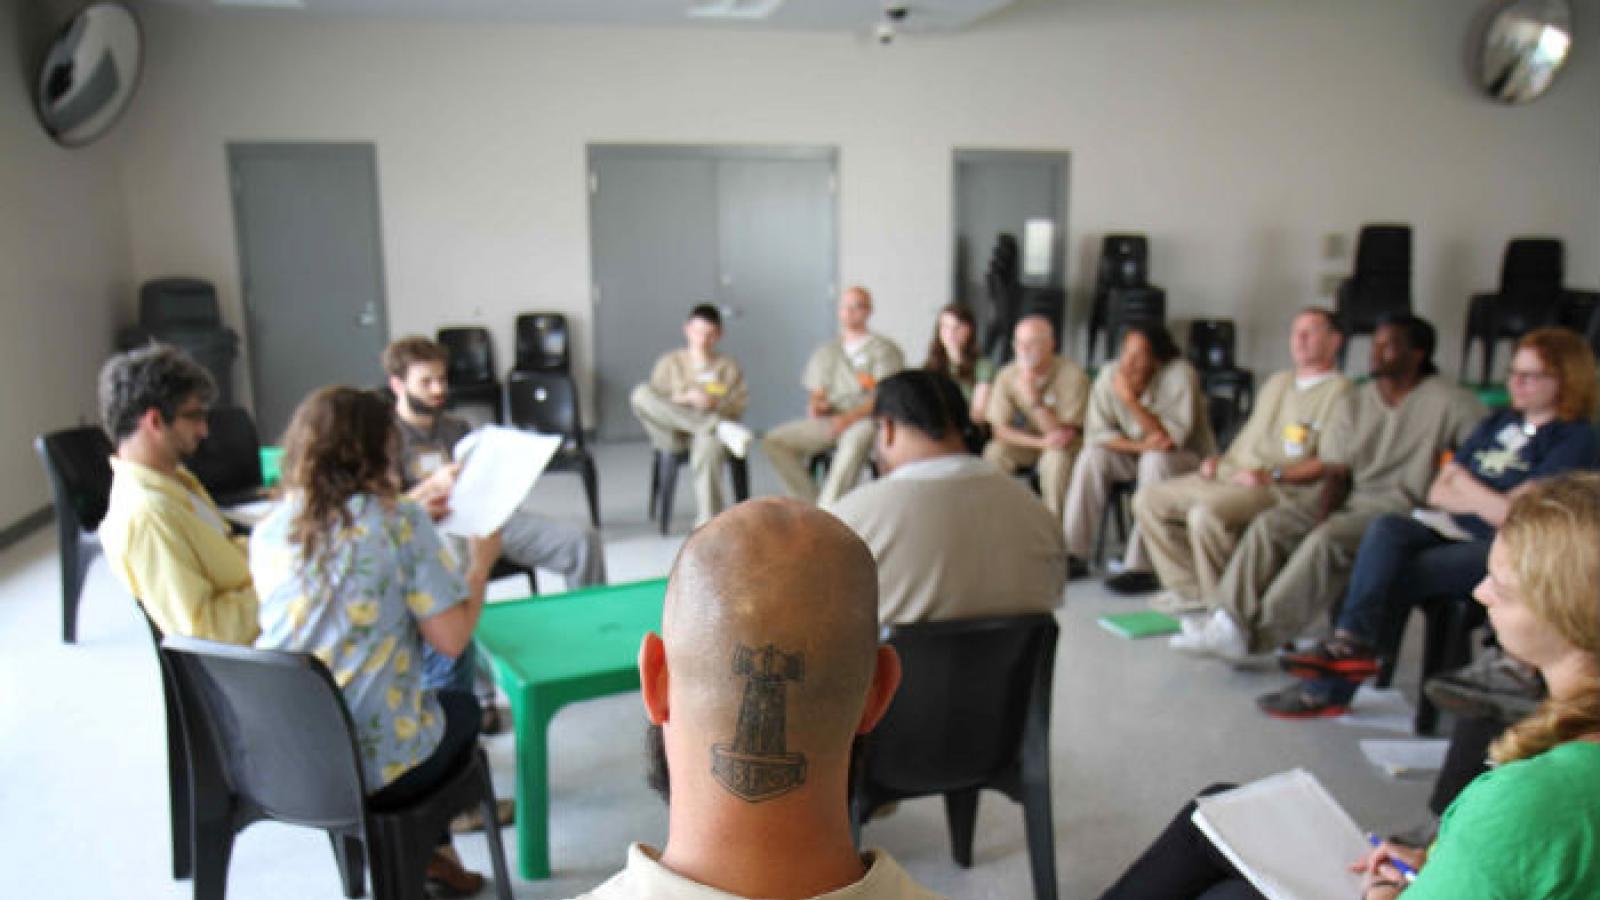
[1021,784,1059,900]
[190,821,238,900]
[328,833,366,899]
[476,750,514,900]
[60,530,82,644]
[581,457,601,528]
[658,455,680,536]
[943,788,980,868]
[161,669,193,879]
[1414,604,1458,736]
[647,451,661,519]
[730,457,750,503]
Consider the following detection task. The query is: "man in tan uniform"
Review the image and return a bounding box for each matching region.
[764,286,905,506]
[1063,323,1215,582]
[630,304,753,526]
[1133,308,1349,612]
[982,315,1091,518]
[832,370,1067,625]
[1174,314,1485,659]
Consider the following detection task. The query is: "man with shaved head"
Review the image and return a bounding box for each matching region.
[575,499,943,900]
[982,314,1091,520]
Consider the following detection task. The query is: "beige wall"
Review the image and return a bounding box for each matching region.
[0,1,132,525]
[117,0,1599,423]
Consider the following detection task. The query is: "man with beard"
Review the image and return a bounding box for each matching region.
[578,499,942,900]
[384,336,606,595]
[98,344,260,643]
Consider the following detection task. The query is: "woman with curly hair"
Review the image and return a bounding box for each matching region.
[251,386,500,897]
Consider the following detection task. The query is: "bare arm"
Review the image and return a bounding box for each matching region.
[416,532,501,659]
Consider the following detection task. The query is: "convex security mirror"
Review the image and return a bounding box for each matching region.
[35,2,144,147]
[1476,0,1574,104]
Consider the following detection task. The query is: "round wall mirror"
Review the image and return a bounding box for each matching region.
[34,2,144,147]
[1476,0,1574,104]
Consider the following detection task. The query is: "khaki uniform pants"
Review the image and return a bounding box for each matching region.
[1063,444,1200,569]
[1214,497,1401,652]
[982,441,1078,518]
[1132,475,1278,602]
[764,416,876,506]
[629,384,729,526]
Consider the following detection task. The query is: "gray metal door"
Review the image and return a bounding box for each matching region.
[954,151,1070,346]
[589,146,837,439]
[228,143,390,439]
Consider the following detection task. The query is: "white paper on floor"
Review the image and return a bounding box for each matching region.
[1360,739,1450,778]
[1336,686,1416,734]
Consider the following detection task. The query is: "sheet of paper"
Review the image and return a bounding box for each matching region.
[1337,686,1416,734]
[221,499,276,528]
[1360,739,1450,778]
[1410,508,1473,542]
[1192,769,1369,900]
[438,426,562,538]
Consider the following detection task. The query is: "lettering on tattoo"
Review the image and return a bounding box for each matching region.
[710,642,807,802]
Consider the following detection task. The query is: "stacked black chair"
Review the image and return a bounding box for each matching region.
[34,427,114,643]
[436,327,504,425]
[118,278,241,406]
[513,313,570,373]
[647,449,750,535]
[185,407,265,508]
[852,614,1060,900]
[1186,320,1255,448]
[1088,234,1167,362]
[1460,238,1565,383]
[507,370,600,527]
[160,635,512,900]
[1335,225,1412,369]
[1560,289,1600,360]
[983,234,1024,367]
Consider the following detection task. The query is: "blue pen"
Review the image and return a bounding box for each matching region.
[1367,833,1418,883]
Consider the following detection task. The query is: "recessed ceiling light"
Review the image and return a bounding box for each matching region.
[687,0,785,21]
[215,0,307,9]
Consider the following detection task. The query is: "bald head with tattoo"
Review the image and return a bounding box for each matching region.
[602,499,924,900]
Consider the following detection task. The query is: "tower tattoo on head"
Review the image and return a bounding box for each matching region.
[711,643,807,802]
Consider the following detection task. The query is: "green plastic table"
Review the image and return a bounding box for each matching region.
[474,577,666,880]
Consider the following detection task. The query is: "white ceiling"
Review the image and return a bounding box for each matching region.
[151,0,1021,32]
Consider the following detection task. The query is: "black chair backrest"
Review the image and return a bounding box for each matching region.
[140,278,223,331]
[1501,238,1563,294]
[185,406,263,500]
[1186,319,1237,372]
[514,313,570,372]
[35,427,115,531]
[162,636,369,829]
[866,614,1058,793]
[437,327,497,388]
[1096,234,1149,292]
[1352,225,1411,284]
[507,370,583,444]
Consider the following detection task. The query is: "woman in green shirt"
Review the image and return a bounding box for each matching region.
[922,303,994,426]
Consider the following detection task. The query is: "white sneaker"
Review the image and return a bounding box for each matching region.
[1150,590,1207,615]
[1204,609,1250,661]
[1168,615,1212,653]
[715,421,755,459]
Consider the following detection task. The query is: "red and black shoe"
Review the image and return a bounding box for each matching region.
[1256,683,1350,720]
[1278,634,1379,683]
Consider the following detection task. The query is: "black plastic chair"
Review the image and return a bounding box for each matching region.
[160,635,512,900]
[1336,225,1412,369]
[647,449,750,535]
[513,313,570,373]
[1374,596,1488,735]
[185,407,264,509]
[1086,234,1152,362]
[1460,238,1565,383]
[506,370,600,527]
[34,427,114,643]
[437,327,504,425]
[852,614,1059,900]
[133,605,195,881]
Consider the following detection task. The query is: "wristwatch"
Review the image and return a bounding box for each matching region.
[1270,466,1284,483]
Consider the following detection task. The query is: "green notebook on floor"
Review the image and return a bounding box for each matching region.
[1097,610,1181,639]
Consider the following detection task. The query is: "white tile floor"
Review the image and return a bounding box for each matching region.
[0,441,1438,899]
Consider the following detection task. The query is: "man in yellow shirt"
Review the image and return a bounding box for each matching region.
[97,345,259,644]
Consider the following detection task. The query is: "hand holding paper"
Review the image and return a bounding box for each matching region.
[438,426,562,538]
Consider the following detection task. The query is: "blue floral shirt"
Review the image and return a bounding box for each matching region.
[251,494,465,791]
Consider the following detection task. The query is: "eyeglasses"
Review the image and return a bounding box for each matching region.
[1507,370,1554,383]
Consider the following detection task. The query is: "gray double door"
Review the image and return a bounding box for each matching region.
[589,146,838,440]
[228,143,390,439]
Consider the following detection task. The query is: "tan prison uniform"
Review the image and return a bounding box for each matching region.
[1063,358,1216,569]
[981,357,1091,517]
[830,454,1067,625]
[575,843,947,900]
[1133,370,1351,601]
[630,349,748,525]
[765,333,905,505]
[1215,376,1484,652]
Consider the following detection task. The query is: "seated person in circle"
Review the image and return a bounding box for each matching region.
[252,386,501,897]
[922,303,994,428]
[1264,327,1599,717]
[1099,471,1600,900]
